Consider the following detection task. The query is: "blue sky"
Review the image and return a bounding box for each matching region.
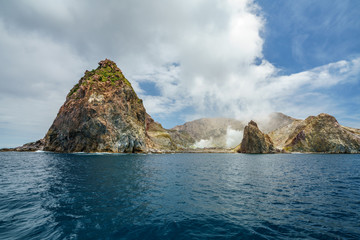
[259,0,360,73]
[0,0,359,147]
[257,0,360,125]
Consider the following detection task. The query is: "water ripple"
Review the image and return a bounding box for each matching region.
[0,152,360,239]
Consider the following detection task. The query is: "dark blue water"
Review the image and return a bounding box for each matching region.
[1,152,360,239]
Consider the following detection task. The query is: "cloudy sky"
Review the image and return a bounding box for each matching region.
[0,0,359,148]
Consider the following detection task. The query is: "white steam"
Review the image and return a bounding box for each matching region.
[192,126,244,149]
[193,138,214,149]
[225,126,243,148]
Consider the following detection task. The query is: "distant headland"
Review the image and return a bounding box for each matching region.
[2,59,360,154]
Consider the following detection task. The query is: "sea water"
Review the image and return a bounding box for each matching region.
[0,152,359,239]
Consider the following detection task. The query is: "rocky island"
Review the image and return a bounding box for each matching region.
[44,59,147,153]
[2,59,360,153]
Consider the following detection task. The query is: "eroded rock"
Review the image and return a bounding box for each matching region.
[283,113,360,153]
[236,120,275,153]
[43,59,147,153]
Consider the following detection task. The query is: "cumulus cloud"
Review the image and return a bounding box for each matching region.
[0,20,87,146]
[0,0,359,147]
[123,0,360,123]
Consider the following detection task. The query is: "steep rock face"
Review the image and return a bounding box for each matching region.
[236,120,275,153]
[283,113,360,153]
[269,119,305,149]
[43,59,147,153]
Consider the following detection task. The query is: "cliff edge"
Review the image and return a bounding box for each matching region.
[43,59,147,153]
[282,113,360,153]
[236,120,275,153]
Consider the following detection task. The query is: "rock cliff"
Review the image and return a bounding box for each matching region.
[281,113,360,153]
[236,120,275,153]
[43,59,148,153]
[268,119,305,149]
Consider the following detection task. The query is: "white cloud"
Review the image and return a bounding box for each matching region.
[0,19,88,146]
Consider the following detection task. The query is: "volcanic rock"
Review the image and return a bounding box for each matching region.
[0,139,45,152]
[236,120,275,153]
[269,119,305,149]
[43,59,147,153]
[282,113,360,153]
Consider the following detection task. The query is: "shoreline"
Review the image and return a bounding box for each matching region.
[1,148,359,154]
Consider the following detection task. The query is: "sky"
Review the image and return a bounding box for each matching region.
[0,0,359,148]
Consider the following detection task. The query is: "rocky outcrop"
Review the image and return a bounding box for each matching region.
[236,120,275,153]
[269,119,305,149]
[0,139,45,152]
[43,59,147,153]
[282,113,360,153]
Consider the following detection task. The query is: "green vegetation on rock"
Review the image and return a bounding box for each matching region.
[67,59,135,98]
[67,83,80,98]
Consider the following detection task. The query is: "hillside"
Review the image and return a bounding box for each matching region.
[270,113,360,153]
[172,118,245,148]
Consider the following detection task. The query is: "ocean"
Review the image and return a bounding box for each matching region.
[1,152,359,239]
